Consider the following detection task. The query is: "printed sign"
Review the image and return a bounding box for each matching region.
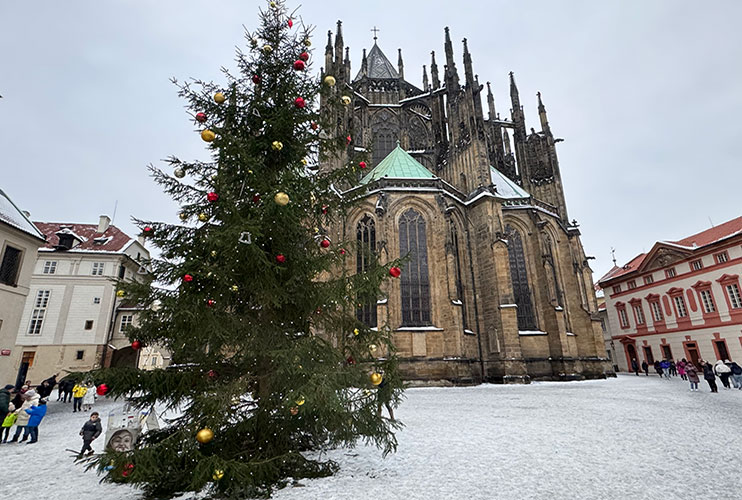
[0,349,10,356]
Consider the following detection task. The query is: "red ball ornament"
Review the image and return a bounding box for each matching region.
[293,60,305,71]
[310,121,319,131]
[252,74,261,84]
[195,112,207,123]
[287,18,293,28]
[359,161,367,169]
[183,274,194,283]
[346,135,352,145]
[143,226,153,236]
[252,194,261,204]
[276,254,286,264]
[340,248,346,255]
[294,97,306,108]
[299,51,309,61]
[207,370,218,379]
[321,205,328,214]
[206,299,216,307]
[122,463,134,477]
[320,239,330,248]
[131,340,142,350]
[96,384,108,396]
[346,356,356,365]
[207,192,219,202]
[389,266,402,278]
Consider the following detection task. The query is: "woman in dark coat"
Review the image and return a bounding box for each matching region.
[702,361,718,393]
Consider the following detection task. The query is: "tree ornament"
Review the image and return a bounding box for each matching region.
[320,239,330,248]
[290,406,299,415]
[294,97,306,108]
[276,254,286,264]
[207,192,219,202]
[341,95,351,105]
[263,44,273,54]
[143,226,154,236]
[230,284,239,292]
[299,51,309,61]
[370,372,383,386]
[174,167,185,178]
[207,369,218,379]
[346,356,355,365]
[369,343,377,353]
[122,463,134,477]
[340,248,346,255]
[96,384,108,396]
[116,290,125,298]
[195,112,207,123]
[198,213,208,222]
[353,328,359,336]
[207,299,216,307]
[324,75,336,86]
[321,205,328,214]
[131,340,142,350]
[359,161,367,169]
[304,38,311,47]
[346,134,352,145]
[310,121,319,131]
[201,129,216,142]
[293,60,305,71]
[252,194,261,204]
[252,74,261,84]
[179,212,188,221]
[389,266,402,278]
[287,18,293,28]
[183,274,194,283]
[196,428,214,444]
[210,250,218,257]
[271,141,283,150]
[214,92,226,104]
[274,192,290,206]
[269,1,277,9]
[212,470,224,481]
[295,396,305,406]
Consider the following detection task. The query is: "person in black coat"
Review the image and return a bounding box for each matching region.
[641,360,649,376]
[79,411,103,457]
[37,374,57,399]
[631,359,639,375]
[654,360,663,377]
[0,384,14,418]
[702,361,718,393]
[58,378,74,403]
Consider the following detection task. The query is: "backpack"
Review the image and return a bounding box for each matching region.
[2,412,17,427]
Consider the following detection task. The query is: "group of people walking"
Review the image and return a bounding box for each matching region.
[630,357,742,392]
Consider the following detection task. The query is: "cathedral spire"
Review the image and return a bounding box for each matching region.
[325,30,333,73]
[503,128,512,155]
[486,81,496,119]
[398,48,404,80]
[430,51,440,90]
[537,91,551,134]
[334,20,344,67]
[509,71,520,109]
[462,38,474,86]
[443,27,460,90]
[422,65,429,91]
[361,48,368,77]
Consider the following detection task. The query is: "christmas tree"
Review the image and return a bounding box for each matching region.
[91,2,404,497]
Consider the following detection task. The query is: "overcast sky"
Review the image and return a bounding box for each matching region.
[1,0,740,280]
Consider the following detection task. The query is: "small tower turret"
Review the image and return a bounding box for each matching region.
[397,48,404,80]
[430,51,440,90]
[443,27,460,91]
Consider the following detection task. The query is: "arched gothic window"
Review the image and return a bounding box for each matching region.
[356,215,377,327]
[506,225,537,330]
[399,209,431,326]
[371,110,398,166]
[450,220,468,331]
[409,117,429,151]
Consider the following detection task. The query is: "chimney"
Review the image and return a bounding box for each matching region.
[97,215,111,233]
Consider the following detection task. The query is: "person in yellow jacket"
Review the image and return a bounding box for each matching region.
[72,383,87,413]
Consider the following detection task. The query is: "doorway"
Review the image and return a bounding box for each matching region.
[643,346,655,364]
[715,340,730,361]
[685,342,700,367]
[15,351,35,389]
[626,343,638,369]
[661,344,673,361]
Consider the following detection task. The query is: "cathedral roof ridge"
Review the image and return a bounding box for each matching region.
[359,144,436,185]
[354,42,398,81]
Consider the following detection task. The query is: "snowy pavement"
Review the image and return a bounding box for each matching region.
[2,374,741,500]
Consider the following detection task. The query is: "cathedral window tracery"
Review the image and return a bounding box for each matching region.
[399,209,431,326]
[449,220,468,331]
[371,110,398,166]
[506,224,537,330]
[356,215,377,327]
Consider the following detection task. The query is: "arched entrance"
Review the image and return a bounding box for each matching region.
[110,346,138,369]
[624,342,638,372]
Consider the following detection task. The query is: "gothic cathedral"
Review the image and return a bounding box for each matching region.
[320,22,607,383]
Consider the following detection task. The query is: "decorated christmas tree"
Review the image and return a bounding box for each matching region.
[91,1,403,497]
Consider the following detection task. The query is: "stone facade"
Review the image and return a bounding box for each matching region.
[320,23,608,383]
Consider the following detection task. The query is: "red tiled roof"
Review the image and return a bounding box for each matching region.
[668,216,742,249]
[33,222,134,253]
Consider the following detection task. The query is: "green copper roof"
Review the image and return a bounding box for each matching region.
[489,166,530,199]
[360,144,436,184]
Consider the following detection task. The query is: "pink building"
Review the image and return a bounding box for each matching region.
[599,217,742,371]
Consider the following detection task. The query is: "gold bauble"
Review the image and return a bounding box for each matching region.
[304,39,312,47]
[301,158,308,165]
[116,290,125,298]
[353,328,359,336]
[341,95,351,105]
[370,372,383,386]
[179,212,188,221]
[198,213,208,222]
[212,469,224,481]
[296,396,305,406]
[263,44,273,54]
[210,250,218,258]
[196,428,214,444]
[274,192,290,206]
[231,285,239,293]
[213,92,226,104]
[324,75,336,87]
[201,129,216,142]
[369,343,377,353]
[271,141,283,151]
[173,167,185,178]
[269,1,277,9]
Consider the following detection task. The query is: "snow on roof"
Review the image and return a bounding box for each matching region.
[0,188,45,240]
[354,42,398,81]
[34,221,135,253]
[489,167,530,199]
[359,144,436,185]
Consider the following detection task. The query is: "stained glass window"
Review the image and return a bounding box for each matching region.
[356,215,377,327]
[506,225,536,330]
[400,209,431,326]
[450,220,468,331]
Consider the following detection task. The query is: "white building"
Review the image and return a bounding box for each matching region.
[0,189,46,386]
[13,216,163,383]
[599,216,742,371]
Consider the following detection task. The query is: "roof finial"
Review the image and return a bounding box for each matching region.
[611,247,617,266]
[371,26,380,43]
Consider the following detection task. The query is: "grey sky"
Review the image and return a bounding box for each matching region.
[1,0,740,280]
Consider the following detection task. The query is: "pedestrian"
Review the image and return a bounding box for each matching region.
[702,361,718,393]
[78,411,102,457]
[82,381,96,412]
[686,362,700,391]
[642,360,649,376]
[678,359,687,381]
[631,358,639,375]
[37,374,57,399]
[1,404,16,442]
[670,360,677,377]
[729,360,742,390]
[58,378,74,403]
[654,360,663,377]
[714,360,732,389]
[376,378,395,421]
[660,359,671,379]
[0,384,13,418]
[23,399,47,444]
[72,382,87,413]
[11,385,26,410]
[9,389,40,442]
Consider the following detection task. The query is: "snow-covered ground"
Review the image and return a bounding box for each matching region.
[2,374,741,500]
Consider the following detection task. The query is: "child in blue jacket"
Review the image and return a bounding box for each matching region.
[24,399,47,444]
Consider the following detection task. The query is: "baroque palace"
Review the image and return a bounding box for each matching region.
[321,23,607,383]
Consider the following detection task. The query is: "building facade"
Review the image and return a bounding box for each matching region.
[0,189,46,386]
[599,217,742,372]
[12,216,153,383]
[320,24,607,383]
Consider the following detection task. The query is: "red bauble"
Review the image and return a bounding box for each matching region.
[340,248,346,255]
[183,274,194,283]
[310,121,319,131]
[287,18,293,28]
[346,135,352,145]
[322,205,328,214]
[294,97,306,108]
[207,370,218,379]
[143,226,153,236]
[195,112,207,123]
[276,254,286,264]
[293,60,305,71]
[252,194,261,203]
[299,51,309,61]
[122,463,134,477]
[207,192,219,202]
[131,340,142,350]
[96,384,108,396]
[206,299,216,307]
[389,266,402,278]
[346,356,356,365]
[252,74,261,84]
[320,239,330,248]
[359,161,367,169]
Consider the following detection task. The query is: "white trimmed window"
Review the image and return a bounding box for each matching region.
[674,296,687,317]
[28,290,51,335]
[627,280,637,290]
[699,290,716,313]
[618,309,629,328]
[644,275,654,285]
[666,268,676,278]
[120,314,133,332]
[42,261,57,274]
[633,305,645,324]
[650,301,663,322]
[715,252,729,264]
[91,262,105,276]
[726,284,742,309]
[691,260,703,271]
[612,285,621,294]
